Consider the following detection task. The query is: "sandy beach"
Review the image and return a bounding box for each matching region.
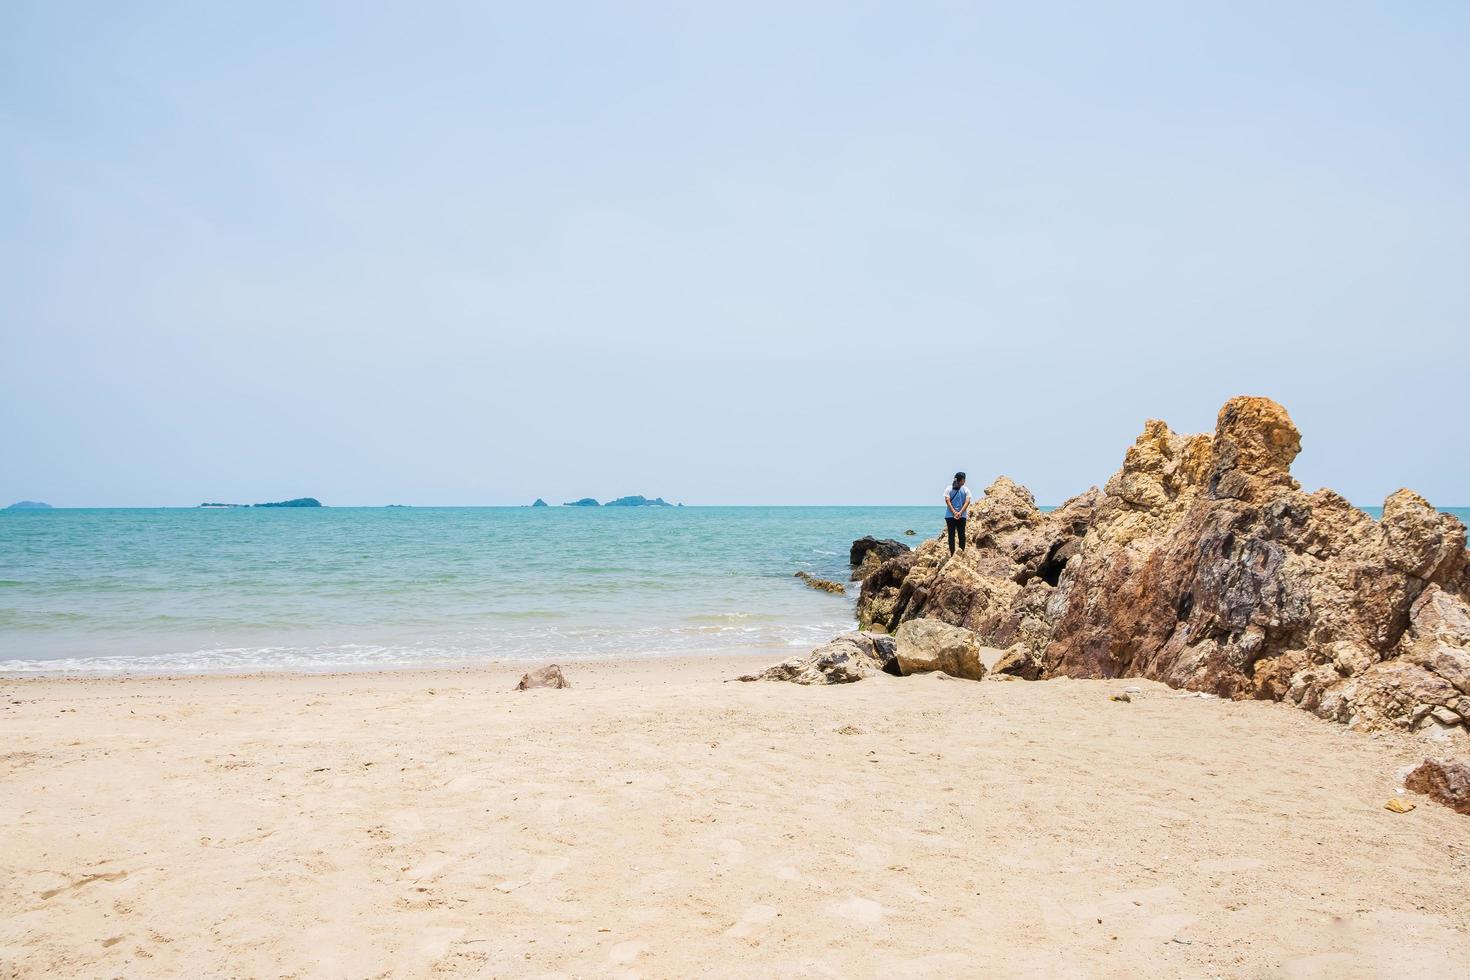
[3,657,1466,979]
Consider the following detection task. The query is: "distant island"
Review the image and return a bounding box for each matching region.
[199,497,323,508]
[6,500,52,510]
[531,498,549,507]
[605,495,674,507]
[562,498,600,507]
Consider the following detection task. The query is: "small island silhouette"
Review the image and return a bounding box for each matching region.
[199,497,323,508]
[556,495,679,507]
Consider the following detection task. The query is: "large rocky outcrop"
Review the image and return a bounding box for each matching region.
[856,396,1470,737]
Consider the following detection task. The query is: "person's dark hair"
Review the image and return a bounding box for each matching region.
[953,471,966,482]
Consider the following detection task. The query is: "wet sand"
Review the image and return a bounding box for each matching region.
[2,656,1467,978]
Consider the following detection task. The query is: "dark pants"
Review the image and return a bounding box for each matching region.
[946,517,967,554]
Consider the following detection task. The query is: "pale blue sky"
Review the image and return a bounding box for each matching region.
[3,2,1466,506]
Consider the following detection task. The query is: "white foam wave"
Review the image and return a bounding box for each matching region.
[0,620,857,676]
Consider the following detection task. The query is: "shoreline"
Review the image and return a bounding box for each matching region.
[0,649,784,684]
[4,651,1467,977]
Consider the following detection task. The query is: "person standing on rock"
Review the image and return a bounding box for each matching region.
[944,472,971,555]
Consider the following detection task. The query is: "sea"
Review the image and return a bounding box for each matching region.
[0,506,931,675]
[3,504,1466,676]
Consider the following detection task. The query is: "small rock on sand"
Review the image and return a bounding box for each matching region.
[516,665,570,690]
[737,632,898,685]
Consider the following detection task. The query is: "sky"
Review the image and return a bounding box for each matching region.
[2,1,1466,507]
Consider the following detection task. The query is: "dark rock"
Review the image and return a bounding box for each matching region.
[562,498,600,507]
[516,664,570,690]
[605,495,674,507]
[253,497,322,508]
[532,498,549,507]
[1404,758,1470,815]
[6,501,52,509]
[849,536,910,567]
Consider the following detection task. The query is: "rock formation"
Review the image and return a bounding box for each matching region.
[516,664,570,689]
[532,498,549,507]
[737,632,899,684]
[855,396,1470,737]
[850,536,910,567]
[1404,757,1470,814]
[795,571,846,595]
[6,500,53,509]
[849,536,910,580]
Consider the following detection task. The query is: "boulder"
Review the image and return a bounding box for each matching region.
[737,632,899,685]
[849,536,910,567]
[516,665,570,690]
[1404,758,1470,815]
[852,395,1470,733]
[893,619,988,681]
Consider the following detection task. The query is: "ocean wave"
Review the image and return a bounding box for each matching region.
[0,621,856,676]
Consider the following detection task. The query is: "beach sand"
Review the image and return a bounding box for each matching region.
[2,656,1467,978]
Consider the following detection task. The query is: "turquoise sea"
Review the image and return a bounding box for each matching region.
[3,505,1466,676]
[0,507,935,674]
